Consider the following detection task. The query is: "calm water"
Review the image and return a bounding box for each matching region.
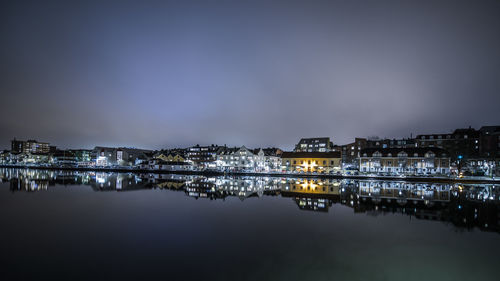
[1,168,499,281]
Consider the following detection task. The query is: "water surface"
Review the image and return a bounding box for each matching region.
[0,169,499,281]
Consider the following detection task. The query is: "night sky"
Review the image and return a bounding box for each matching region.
[1,0,499,150]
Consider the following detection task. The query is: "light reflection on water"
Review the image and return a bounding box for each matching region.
[2,168,499,233]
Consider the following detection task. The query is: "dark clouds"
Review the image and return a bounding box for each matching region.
[1,0,499,150]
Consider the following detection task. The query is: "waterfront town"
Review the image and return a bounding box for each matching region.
[1,125,499,178]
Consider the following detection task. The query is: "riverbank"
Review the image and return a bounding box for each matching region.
[2,164,498,184]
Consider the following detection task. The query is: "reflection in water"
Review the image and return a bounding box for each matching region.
[1,168,499,233]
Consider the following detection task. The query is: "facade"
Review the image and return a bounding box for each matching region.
[72,149,94,166]
[416,128,481,161]
[365,138,416,149]
[416,126,500,175]
[216,146,257,172]
[252,148,282,172]
[50,149,94,166]
[340,137,416,167]
[139,151,191,170]
[281,151,342,173]
[479,126,500,159]
[477,126,500,176]
[216,146,282,172]
[294,137,333,152]
[94,147,152,167]
[0,150,11,164]
[11,139,51,154]
[359,148,451,175]
[463,158,497,177]
[340,138,368,167]
[186,145,224,169]
[12,152,50,165]
[51,150,78,166]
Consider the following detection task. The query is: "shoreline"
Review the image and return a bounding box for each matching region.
[1,164,498,184]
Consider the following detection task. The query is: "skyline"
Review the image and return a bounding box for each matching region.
[1,123,495,151]
[2,0,500,150]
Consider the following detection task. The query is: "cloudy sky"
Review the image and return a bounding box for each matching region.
[1,0,499,150]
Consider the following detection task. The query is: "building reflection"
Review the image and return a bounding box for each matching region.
[280,179,340,212]
[1,168,498,232]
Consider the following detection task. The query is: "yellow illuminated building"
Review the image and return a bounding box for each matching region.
[281,152,341,173]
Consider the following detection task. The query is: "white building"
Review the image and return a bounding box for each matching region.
[216,146,281,172]
[359,148,451,175]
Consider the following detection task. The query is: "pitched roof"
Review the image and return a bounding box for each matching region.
[218,147,240,155]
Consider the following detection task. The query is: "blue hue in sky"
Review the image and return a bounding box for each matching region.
[1,0,499,150]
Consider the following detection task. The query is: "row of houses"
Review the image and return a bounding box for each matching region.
[1,126,499,176]
[0,143,451,176]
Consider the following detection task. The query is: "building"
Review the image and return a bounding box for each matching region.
[294,137,333,152]
[50,149,94,166]
[340,138,368,167]
[139,151,191,170]
[154,152,186,163]
[216,146,282,172]
[72,149,94,166]
[11,139,51,154]
[0,150,11,164]
[358,147,451,175]
[416,126,500,175]
[216,146,241,171]
[139,159,192,171]
[339,137,417,167]
[416,127,481,161]
[479,126,500,159]
[281,151,342,173]
[12,152,50,165]
[252,147,283,172]
[216,146,258,172]
[478,126,500,176]
[365,138,416,149]
[186,144,224,169]
[50,150,78,166]
[94,147,153,167]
